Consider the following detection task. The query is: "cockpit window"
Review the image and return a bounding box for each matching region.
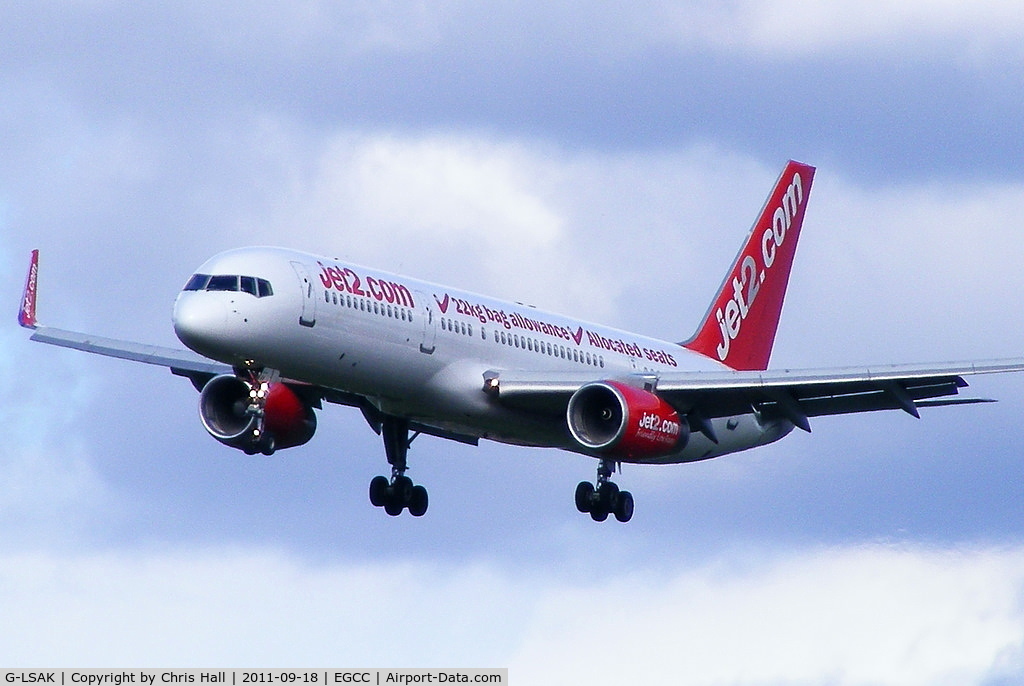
[184,273,211,291]
[183,273,274,298]
[240,275,257,296]
[207,275,240,292]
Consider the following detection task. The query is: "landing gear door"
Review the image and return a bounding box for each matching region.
[291,261,317,328]
[417,291,436,354]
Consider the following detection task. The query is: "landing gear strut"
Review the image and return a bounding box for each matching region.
[368,416,429,517]
[575,459,633,523]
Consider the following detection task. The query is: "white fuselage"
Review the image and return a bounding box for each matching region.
[172,247,792,464]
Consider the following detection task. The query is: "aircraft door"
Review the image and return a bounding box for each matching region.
[417,291,436,354]
[291,261,317,328]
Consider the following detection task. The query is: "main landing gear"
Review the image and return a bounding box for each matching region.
[368,416,429,517]
[575,459,634,523]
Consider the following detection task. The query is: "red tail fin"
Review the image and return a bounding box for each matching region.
[683,161,815,370]
[19,249,39,329]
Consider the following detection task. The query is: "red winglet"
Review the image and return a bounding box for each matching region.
[19,249,39,329]
[684,161,815,370]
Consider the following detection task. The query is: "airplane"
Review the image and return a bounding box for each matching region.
[19,160,1024,523]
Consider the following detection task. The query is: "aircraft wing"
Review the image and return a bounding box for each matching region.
[487,359,1024,435]
[28,326,231,378]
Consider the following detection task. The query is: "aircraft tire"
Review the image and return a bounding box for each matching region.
[384,496,404,516]
[409,485,429,517]
[392,475,414,504]
[575,481,594,513]
[614,491,634,523]
[598,481,619,512]
[590,507,609,522]
[369,476,389,507]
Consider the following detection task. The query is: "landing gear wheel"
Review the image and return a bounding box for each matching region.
[392,475,414,504]
[369,476,389,507]
[576,459,633,523]
[614,490,634,523]
[575,481,594,513]
[408,485,429,517]
[384,496,404,516]
[598,481,619,512]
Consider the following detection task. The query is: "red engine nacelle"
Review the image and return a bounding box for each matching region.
[566,380,688,459]
[198,374,317,455]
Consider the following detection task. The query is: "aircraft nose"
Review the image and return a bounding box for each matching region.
[173,293,229,357]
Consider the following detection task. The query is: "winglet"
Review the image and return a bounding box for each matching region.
[18,249,39,329]
[683,161,815,371]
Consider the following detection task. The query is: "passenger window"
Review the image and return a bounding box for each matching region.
[207,275,239,292]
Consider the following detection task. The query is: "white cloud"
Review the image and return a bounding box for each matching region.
[513,544,1024,685]
[1,543,1022,684]
[254,131,620,321]
[313,134,564,255]
[655,0,1024,61]
[0,548,523,666]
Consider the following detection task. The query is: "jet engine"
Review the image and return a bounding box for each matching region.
[198,374,317,455]
[567,380,688,459]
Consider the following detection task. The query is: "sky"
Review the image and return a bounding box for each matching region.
[3,1,1024,683]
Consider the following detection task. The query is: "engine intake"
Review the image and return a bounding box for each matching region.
[199,374,317,454]
[567,381,688,459]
